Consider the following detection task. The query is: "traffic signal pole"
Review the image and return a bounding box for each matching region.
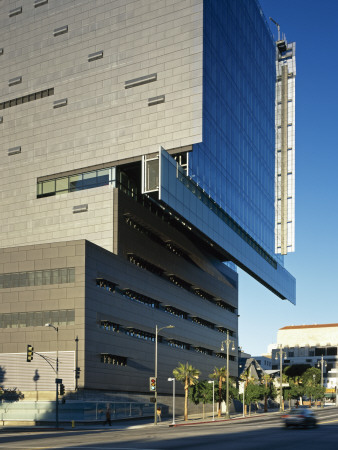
[154,325,158,425]
[56,379,59,429]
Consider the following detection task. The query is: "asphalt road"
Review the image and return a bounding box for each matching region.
[1,407,338,450]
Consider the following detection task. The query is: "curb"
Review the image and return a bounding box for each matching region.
[169,411,281,427]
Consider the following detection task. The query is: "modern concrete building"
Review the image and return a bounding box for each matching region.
[270,324,338,390]
[0,0,296,402]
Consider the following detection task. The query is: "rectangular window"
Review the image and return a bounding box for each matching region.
[35,270,43,286]
[34,0,48,7]
[42,179,56,196]
[27,272,35,286]
[66,309,75,325]
[18,312,26,328]
[53,25,68,36]
[69,174,83,192]
[34,311,43,327]
[68,268,75,283]
[59,310,67,326]
[97,168,110,187]
[9,7,22,17]
[11,313,18,328]
[51,269,59,284]
[82,171,97,189]
[43,310,51,325]
[42,269,51,285]
[55,177,68,193]
[51,310,59,325]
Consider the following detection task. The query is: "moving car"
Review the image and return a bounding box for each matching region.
[282,407,317,428]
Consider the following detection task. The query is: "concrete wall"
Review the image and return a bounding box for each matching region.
[0,0,203,251]
[277,326,338,348]
[0,241,86,390]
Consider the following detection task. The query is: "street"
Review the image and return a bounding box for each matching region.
[1,408,338,450]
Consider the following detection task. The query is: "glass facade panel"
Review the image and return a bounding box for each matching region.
[69,174,83,192]
[42,180,55,195]
[82,171,97,189]
[189,0,277,259]
[55,177,69,193]
[97,168,110,187]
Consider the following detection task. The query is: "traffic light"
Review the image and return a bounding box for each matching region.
[75,367,81,379]
[59,383,65,396]
[149,377,156,391]
[27,345,34,362]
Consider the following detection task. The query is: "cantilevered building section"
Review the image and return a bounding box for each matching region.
[274,33,296,255]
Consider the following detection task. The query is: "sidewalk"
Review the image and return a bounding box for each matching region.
[0,409,282,433]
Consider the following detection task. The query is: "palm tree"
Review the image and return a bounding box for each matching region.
[210,367,227,417]
[173,362,200,421]
[262,374,272,412]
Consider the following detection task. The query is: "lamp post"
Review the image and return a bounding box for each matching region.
[168,377,176,425]
[221,330,235,419]
[317,355,327,387]
[275,345,286,412]
[238,364,245,418]
[317,355,327,408]
[208,380,215,421]
[45,323,59,428]
[154,324,174,425]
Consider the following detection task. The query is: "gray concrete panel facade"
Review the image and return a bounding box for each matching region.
[0,240,237,396]
[0,0,203,251]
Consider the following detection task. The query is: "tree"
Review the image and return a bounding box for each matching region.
[261,374,273,412]
[173,362,200,421]
[284,364,311,379]
[302,367,321,386]
[284,380,303,408]
[239,368,255,415]
[209,367,227,417]
[245,382,263,415]
[218,379,239,404]
[188,381,213,419]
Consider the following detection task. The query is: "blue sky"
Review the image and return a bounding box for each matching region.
[238,0,338,356]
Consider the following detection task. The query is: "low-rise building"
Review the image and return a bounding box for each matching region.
[270,324,338,391]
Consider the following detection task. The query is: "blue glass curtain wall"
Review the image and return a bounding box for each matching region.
[189,0,277,260]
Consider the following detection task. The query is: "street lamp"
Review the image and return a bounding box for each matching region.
[168,377,176,425]
[45,323,59,428]
[275,345,287,411]
[239,364,245,418]
[221,330,235,419]
[154,324,174,425]
[317,356,327,387]
[208,380,215,421]
[317,356,327,408]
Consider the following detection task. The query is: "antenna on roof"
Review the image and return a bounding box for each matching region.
[269,17,280,41]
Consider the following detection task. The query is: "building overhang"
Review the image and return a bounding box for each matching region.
[142,148,296,304]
